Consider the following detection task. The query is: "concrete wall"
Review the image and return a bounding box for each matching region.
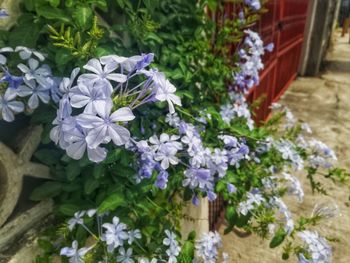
[299,0,341,76]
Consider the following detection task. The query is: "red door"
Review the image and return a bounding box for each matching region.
[248,0,309,121]
[209,0,309,230]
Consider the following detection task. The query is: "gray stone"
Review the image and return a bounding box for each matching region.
[0,126,52,227]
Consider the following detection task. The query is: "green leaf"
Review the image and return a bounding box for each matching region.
[104,149,122,164]
[93,164,106,179]
[269,228,287,248]
[181,241,194,263]
[47,0,60,7]
[34,149,61,166]
[58,204,80,216]
[98,192,125,213]
[72,6,93,29]
[8,15,40,48]
[84,176,100,195]
[225,206,236,223]
[35,5,71,23]
[55,49,73,66]
[66,161,81,181]
[30,182,62,201]
[37,238,54,252]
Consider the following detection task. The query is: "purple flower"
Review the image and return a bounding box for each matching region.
[183,168,213,191]
[192,195,200,206]
[0,89,24,122]
[77,102,135,148]
[0,70,23,95]
[227,183,237,193]
[207,191,217,201]
[17,79,50,109]
[135,53,154,70]
[155,170,169,189]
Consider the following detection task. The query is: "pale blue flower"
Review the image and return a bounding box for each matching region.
[17,79,50,109]
[163,230,180,263]
[79,58,127,93]
[165,112,180,127]
[67,211,85,231]
[183,168,213,192]
[60,240,91,263]
[298,230,332,263]
[70,81,111,114]
[227,183,237,194]
[0,88,24,122]
[154,144,179,170]
[195,231,222,263]
[15,46,45,61]
[244,0,261,10]
[58,67,80,119]
[127,229,141,245]
[64,124,107,163]
[77,102,135,149]
[154,74,181,114]
[117,247,134,263]
[102,216,129,252]
[0,47,13,65]
[17,58,52,86]
[0,9,8,17]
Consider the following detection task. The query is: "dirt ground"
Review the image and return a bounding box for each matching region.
[220,32,350,262]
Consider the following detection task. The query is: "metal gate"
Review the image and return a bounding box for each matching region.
[209,0,309,230]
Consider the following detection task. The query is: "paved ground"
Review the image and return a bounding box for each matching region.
[220,31,350,262]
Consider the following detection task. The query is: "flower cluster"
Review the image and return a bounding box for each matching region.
[274,139,304,170]
[49,54,181,163]
[61,210,183,263]
[297,230,332,263]
[307,139,337,169]
[0,47,56,121]
[194,231,225,263]
[220,92,254,130]
[133,115,250,204]
[233,29,273,93]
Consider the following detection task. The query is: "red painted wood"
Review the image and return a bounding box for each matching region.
[251,0,309,121]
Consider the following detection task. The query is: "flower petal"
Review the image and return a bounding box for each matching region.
[110,107,135,122]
